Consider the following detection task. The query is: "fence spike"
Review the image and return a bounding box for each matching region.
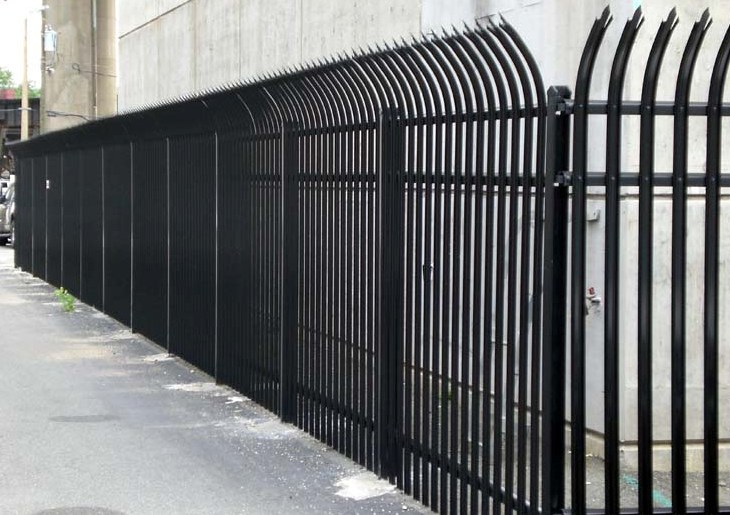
[670,9,712,514]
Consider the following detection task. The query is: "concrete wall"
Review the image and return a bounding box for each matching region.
[42,0,117,132]
[116,0,730,469]
[118,0,422,110]
[42,0,94,132]
[116,0,639,109]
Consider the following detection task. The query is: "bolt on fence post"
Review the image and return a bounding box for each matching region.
[541,86,571,515]
[280,121,300,424]
[376,108,405,483]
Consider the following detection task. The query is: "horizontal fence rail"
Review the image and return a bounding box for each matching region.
[10,6,730,515]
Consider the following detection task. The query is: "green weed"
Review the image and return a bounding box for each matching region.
[54,288,76,313]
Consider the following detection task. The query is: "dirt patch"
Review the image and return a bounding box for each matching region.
[46,343,114,361]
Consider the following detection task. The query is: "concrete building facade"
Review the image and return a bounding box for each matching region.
[116,0,730,470]
[41,0,117,132]
[117,0,628,111]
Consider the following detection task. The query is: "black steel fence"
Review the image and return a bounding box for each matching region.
[9,7,730,515]
[557,7,730,515]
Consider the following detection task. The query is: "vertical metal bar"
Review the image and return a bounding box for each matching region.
[265,129,271,404]
[422,53,463,515]
[264,129,270,402]
[31,159,34,276]
[605,11,643,514]
[358,121,367,466]
[251,133,259,399]
[636,12,676,513]
[437,85,453,515]
[491,86,509,515]
[281,121,299,423]
[490,24,537,512]
[166,137,171,353]
[257,132,264,402]
[45,155,48,280]
[435,107,448,512]
[481,104,497,515]
[413,110,424,504]
[460,31,505,514]
[469,93,486,515]
[265,129,272,404]
[261,131,268,404]
[341,109,349,457]
[671,12,710,514]
[273,128,278,407]
[311,124,319,440]
[337,109,346,458]
[345,117,355,461]
[474,27,523,513]
[79,152,84,299]
[130,142,134,330]
[459,101,475,515]
[333,112,342,453]
[311,122,320,439]
[356,117,364,460]
[376,107,402,482]
[301,127,309,433]
[299,129,307,430]
[305,128,313,433]
[500,20,548,514]
[265,130,272,407]
[316,122,324,443]
[571,11,611,514]
[31,157,35,276]
[269,129,275,407]
[253,133,261,400]
[424,112,436,509]
[326,119,334,448]
[214,132,219,382]
[403,106,415,500]
[12,159,20,270]
[61,154,65,286]
[368,114,377,471]
[705,25,730,515]
[101,147,105,311]
[505,83,521,515]
[391,105,406,481]
[542,86,571,515]
[242,135,252,396]
[394,110,406,493]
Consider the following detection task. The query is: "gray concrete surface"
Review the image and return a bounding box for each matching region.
[0,246,427,515]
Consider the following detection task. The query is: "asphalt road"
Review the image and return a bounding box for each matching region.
[0,246,427,515]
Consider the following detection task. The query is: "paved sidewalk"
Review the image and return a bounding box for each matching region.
[0,247,426,515]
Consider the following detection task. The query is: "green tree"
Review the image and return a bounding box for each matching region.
[0,66,40,98]
[0,67,14,89]
[14,83,41,98]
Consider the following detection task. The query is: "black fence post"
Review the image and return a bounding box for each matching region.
[280,121,299,424]
[376,108,404,483]
[541,86,571,515]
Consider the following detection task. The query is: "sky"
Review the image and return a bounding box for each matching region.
[0,0,44,87]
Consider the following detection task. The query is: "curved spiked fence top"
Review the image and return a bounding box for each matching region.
[10,18,544,157]
[13,5,730,515]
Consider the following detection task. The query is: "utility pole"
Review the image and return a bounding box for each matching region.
[90,0,97,120]
[21,16,28,140]
[21,5,49,139]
